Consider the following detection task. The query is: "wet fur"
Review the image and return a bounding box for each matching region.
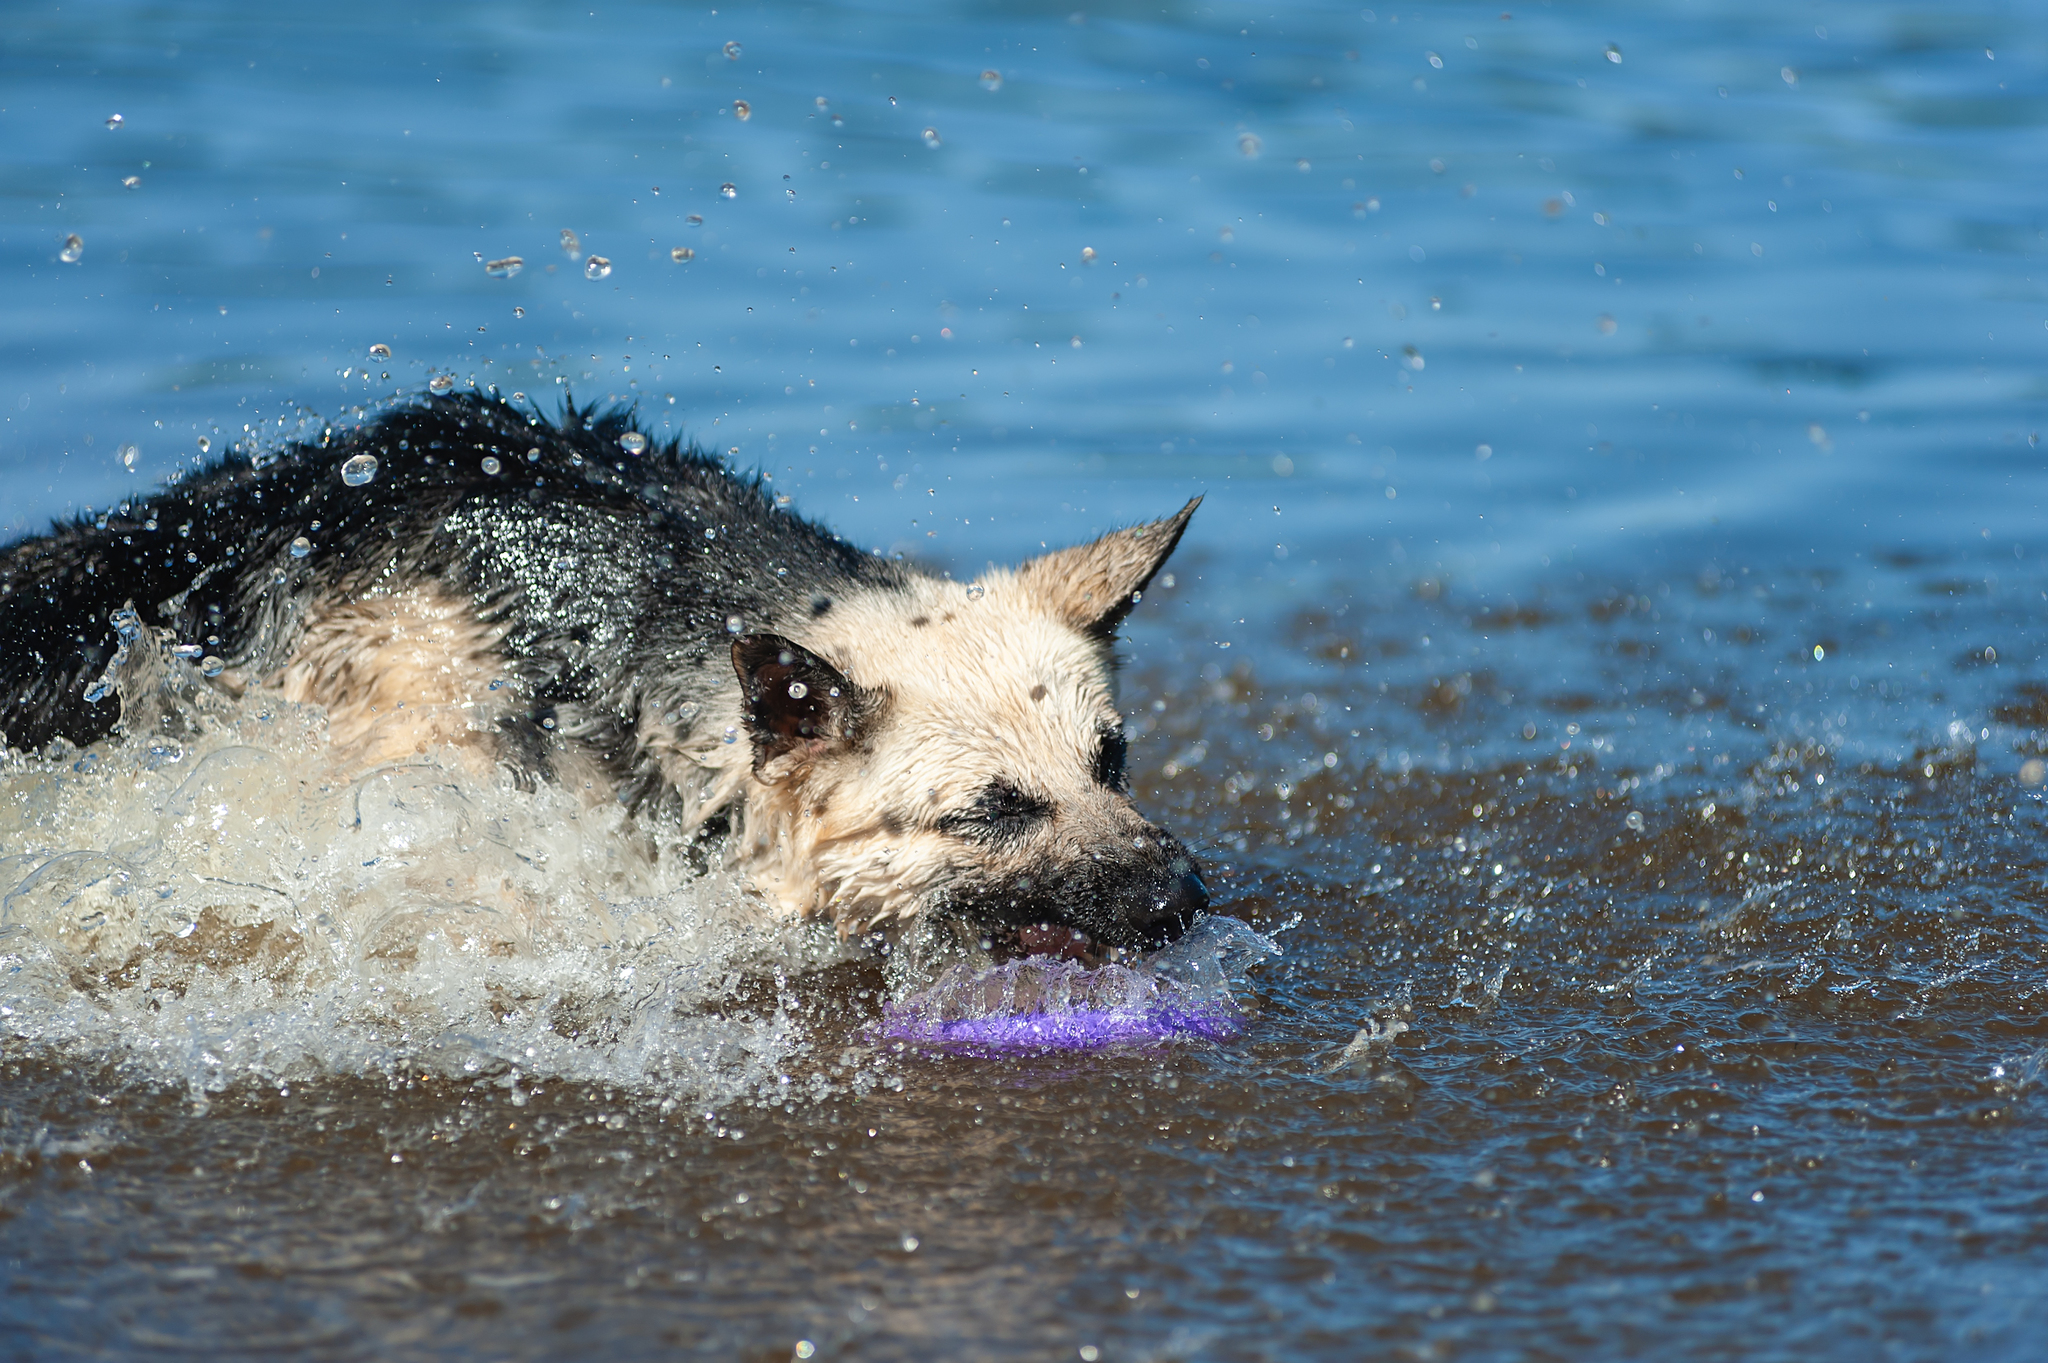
[0,393,1203,950]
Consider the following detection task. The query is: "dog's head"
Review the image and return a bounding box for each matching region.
[729,499,1205,960]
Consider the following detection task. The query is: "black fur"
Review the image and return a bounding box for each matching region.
[0,392,904,808]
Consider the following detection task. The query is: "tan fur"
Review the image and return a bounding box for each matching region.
[264,512,1190,937]
[722,562,1156,932]
[1013,508,1192,632]
[274,586,512,769]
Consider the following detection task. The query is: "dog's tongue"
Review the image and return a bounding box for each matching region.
[1016,922,1094,961]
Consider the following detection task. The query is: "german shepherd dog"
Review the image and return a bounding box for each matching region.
[0,393,1206,962]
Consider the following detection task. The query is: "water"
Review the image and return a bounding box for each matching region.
[4,0,2048,1357]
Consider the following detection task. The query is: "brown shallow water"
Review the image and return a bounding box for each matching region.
[8,541,2048,1361]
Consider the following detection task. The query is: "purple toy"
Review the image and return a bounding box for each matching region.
[881,916,1280,1055]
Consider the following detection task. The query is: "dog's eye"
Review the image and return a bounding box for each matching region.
[938,779,1052,844]
[1093,726,1128,790]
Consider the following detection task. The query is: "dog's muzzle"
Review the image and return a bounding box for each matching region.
[990,837,1208,962]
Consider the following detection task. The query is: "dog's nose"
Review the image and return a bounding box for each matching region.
[1131,867,1207,945]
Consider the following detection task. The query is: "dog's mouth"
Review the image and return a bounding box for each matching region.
[1012,921,1102,965]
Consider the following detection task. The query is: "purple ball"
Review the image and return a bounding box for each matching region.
[878,917,1278,1055]
[882,1000,1241,1055]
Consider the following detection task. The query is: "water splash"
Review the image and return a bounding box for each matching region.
[880,917,1280,1055]
[0,670,851,1110]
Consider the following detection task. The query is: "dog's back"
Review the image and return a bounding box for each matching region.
[0,394,892,794]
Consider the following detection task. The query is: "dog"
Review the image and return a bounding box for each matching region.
[0,392,1207,962]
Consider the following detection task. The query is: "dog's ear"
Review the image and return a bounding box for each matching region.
[1014,496,1200,639]
[732,634,869,777]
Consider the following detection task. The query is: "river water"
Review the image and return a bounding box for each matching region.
[4,1,2048,1358]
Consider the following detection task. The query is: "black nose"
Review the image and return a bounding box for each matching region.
[1131,868,1207,946]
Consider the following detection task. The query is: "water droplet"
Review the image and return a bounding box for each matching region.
[196,437,211,453]
[619,432,648,455]
[105,113,123,130]
[121,175,140,189]
[734,99,751,120]
[1427,51,1443,68]
[83,680,114,703]
[1402,345,1425,370]
[1081,246,1097,261]
[118,444,138,469]
[584,255,612,280]
[1343,336,1355,347]
[922,127,942,148]
[726,615,744,634]
[200,656,225,678]
[980,69,1003,91]
[485,256,524,278]
[59,233,84,263]
[290,535,313,558]
[369,343,392,359]
[686,213,704,226]
[428,375,455,395]
[341,453,380,486]
[723,40,742,59]
[481,455,502,475]
[171,643,203,660]
[513,306,525,318]
[559,228,581,260]
[1597,314,1617,335]
[1781,65,1798,85]
[1296,158,1312,173]
[787,681,809,699]
[1070,335,1082,348]
[1605,43,1622,63]
[966,583,986,600]
[671,246,695,262]
[1812,644,1825,661]
[1238,132,1262,157]
[719,183,737,199]
[723,725,739,743]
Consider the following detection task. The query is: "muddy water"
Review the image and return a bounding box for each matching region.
[6,1,2048,1359]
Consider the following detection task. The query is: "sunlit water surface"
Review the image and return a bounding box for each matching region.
[5,1,2048,1358]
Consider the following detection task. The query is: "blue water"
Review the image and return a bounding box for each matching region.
[9,0,2043,572]
[6,2,2048,1359]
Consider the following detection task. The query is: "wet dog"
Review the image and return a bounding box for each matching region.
[0,393,1206,960]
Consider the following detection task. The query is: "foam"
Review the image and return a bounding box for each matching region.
[0,655,848,1108]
